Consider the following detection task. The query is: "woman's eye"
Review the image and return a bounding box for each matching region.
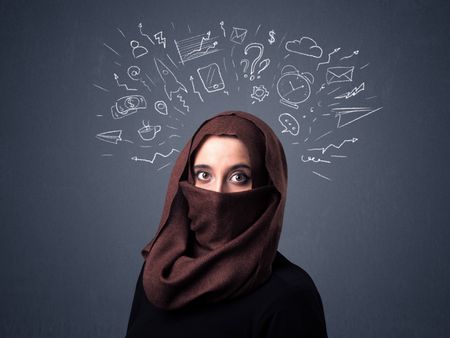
[230,172,250,184]
[195,171,210,181]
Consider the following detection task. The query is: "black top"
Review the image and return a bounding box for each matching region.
[125,251,327,338]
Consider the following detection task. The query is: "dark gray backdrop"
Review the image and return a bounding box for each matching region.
[1,0,449,337]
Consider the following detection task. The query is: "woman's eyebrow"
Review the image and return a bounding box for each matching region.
[228,163,251,171]
[193,164,211,170]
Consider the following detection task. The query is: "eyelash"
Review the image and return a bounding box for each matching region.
[194,171,251,185]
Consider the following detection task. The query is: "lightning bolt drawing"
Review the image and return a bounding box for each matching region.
[154,31,166,48]
[190,75,204,102]
[177,94,190,112]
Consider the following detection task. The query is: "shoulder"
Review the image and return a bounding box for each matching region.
[261,251,325,313]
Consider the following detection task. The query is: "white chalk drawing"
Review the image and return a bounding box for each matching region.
[333,107,383,128]
[138,23,155,45]
[316,47,341,71]
[220,21,226,37]
[154,31,167,48]
[126,66,151,92]
[154,58,188,100]
[308,138,358,154]
[154,100,168,115]
[230,27,247,44]
[114,73,137,91]
[103,42,120,57]
[197,63,225,93]
[268,30,276,45]
[93,83,109,92]
[279,113,300,136]
[189,75,204,102]
[138,121,161,141]
[312,171,332,181]
[251,85,269,102]
[175,31,219,65]
[334,82,365,99]
[242,43,270,81]
[130,40,148,59]
[301,155,331,164]
[111,95,147,120]
[326,66,354,84]
[96,130,122,144]
[177,94,190,112]
[94,23,383,182]
[340,50,359,60]
[131,148,180,164]
[277,65,314,109]
[285,36,323,58]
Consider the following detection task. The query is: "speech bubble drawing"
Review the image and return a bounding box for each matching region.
[278,113,300,136]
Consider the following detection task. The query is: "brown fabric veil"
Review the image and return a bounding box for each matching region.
[141,111,288,310]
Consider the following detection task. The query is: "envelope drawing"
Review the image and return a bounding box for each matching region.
[230,27,247,45]
[326,66,354,84]
[197,63,225,93]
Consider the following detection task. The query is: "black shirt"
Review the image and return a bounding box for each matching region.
[125,251,327,338]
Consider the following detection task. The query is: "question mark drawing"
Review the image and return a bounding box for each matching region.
[240,59,250,78]
[243,43,271,81]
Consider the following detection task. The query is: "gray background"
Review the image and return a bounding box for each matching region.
[1,0,449,337]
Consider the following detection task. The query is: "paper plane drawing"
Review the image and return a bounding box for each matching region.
[96,130,123,144]
[333,107,383,128]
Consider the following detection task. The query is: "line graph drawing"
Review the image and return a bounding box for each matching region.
[138,23,155,44]
[175,31,220,65]
[131,148,180,164]
[308,138,358,154]
[334,83,365,99]
[114,73,137,91]
[316,47,340,71]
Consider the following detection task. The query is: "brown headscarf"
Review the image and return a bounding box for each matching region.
[141,111,288,310]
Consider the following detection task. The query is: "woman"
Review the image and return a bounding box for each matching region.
[125,111,327,338]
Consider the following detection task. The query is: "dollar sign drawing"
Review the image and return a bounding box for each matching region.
[268,30,276,45]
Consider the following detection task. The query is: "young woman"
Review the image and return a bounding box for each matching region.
[125,111,327,338]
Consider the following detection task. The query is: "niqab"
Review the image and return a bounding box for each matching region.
[141,111,288,310]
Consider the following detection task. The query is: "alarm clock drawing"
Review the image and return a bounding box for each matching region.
[276,65,314,109]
